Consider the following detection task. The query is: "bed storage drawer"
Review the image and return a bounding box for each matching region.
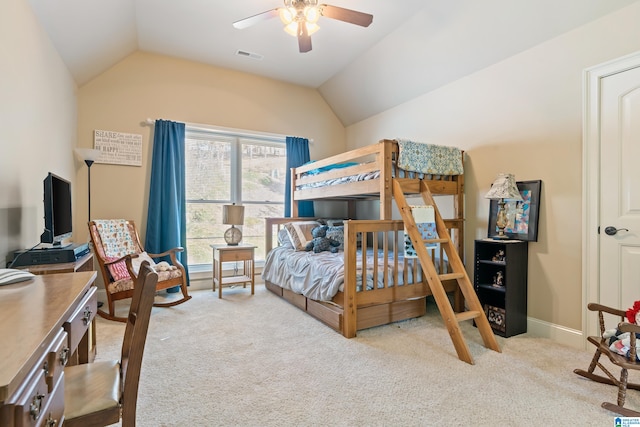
[307,300,342,331]
[265,281,283,297]
[63,286,97,359]
[283,288,306,310]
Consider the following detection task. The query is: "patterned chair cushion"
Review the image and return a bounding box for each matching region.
[108,269,183,294]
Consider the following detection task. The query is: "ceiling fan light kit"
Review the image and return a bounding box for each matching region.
[234,0,373,53]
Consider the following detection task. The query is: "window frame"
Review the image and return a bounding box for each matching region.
[184,125,286,269]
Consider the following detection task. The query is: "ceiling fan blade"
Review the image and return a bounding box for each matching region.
[319,4,373,27]
[298,22,312,53]
[233,8,280,30]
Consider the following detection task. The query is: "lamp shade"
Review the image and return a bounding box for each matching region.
[74,148,102,163]
[223,204,244,226]
[485,173,523,201]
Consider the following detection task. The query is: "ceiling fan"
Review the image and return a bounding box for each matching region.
[233,0,373,53]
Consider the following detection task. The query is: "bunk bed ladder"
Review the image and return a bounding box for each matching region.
[392,179,501,364]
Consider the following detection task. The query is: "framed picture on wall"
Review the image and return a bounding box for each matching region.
[488,180,542,241]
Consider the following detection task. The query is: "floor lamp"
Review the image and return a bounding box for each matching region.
[75,148,102,222]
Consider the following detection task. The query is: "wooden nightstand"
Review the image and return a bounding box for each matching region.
[211,244,256,299]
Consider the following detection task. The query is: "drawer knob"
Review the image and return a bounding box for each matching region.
[42,360,49,376]
[45,414,58,427]
[82,307,93,325]
[29,393,45,420]
[59,347,69,366]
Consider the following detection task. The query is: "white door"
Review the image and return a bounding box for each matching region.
[598,65,640,317]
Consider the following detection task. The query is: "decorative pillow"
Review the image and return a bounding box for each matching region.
[131,252,157,274]
[277,228,294,248]
[326,226,344,250]
[106,251,157,281]
[283,221,321,251]
[105,256,131,281]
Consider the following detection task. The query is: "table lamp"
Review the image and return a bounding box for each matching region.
[485,173,523,239]
[223,203,244,246]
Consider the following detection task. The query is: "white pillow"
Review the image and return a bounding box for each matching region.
[277,228,294,248]
[131,251,157,275]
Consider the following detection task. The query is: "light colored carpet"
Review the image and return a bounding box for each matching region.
[96,285,639,426]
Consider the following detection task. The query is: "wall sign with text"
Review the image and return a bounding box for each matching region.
[94,130,143,166]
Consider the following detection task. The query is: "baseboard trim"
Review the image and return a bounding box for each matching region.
[527,316,586,350]
[97,279,587,351]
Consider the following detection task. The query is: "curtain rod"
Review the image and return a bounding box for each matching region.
[143,118,313,144]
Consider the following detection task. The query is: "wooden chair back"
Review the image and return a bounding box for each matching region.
[121,261,158,425]
[63,261,158,427]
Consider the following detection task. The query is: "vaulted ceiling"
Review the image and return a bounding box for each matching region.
[27,0,638,125]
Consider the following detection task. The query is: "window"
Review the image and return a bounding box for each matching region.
[185,127,287,267]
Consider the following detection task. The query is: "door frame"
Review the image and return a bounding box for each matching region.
[583,50,640,339]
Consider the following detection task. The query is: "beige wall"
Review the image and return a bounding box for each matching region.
[0,0,77,264]
[75,51,346,246]
[7,0,640,342]
[346,2,640,333]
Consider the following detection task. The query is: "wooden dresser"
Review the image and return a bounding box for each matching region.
[0,271,97,427]
[17,253,97,364]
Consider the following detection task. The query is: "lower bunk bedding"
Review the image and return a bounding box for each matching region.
[263,218,463,338]
[263,245,426,302]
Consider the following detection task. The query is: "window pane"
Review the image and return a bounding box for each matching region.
[241,140,287,203]
[186,202,226,265]
[186,138,231,201]
[243,203,284,261]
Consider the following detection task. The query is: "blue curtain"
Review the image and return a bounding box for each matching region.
[146,120,189,290]
[284,136,314,217]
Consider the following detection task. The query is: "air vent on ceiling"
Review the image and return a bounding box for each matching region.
[235,50,263,60]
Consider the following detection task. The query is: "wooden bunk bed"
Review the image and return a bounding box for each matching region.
[263,138,465,338]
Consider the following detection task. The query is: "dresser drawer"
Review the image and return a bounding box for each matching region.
[11,346,58,427]
[45,330,68,394]
[63,286,97,355]
[39,376,64,427]
[12,372,63,427]
[219,249,253,262]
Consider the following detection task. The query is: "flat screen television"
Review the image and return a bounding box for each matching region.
[40,172,73,246]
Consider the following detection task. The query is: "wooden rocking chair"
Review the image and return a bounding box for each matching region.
[574,303,640,417]
[89,219,191,322]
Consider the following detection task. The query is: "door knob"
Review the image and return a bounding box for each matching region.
[604,226,629,236]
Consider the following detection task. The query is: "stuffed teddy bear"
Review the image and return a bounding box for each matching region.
[603,300,640,361]
[305,225,341,254]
